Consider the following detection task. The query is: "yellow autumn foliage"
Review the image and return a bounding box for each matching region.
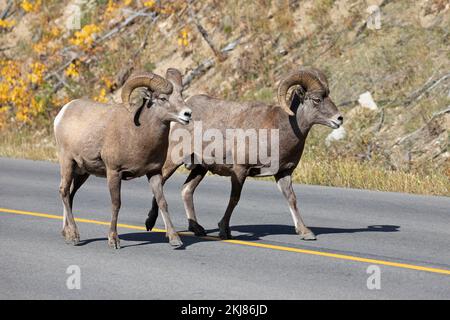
[27,62,46,85]
[69,24,101,51]
[101,76,114,90]
[0,59,48,125]
[143,1,156,8]
[178,28,189,47]
[106,0,119,15]
[65,62,80,79]
[94,88,108,103]
[21,0,41,13]
[0,19,16,29]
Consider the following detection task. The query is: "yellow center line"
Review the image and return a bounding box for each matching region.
[1,207,449,276]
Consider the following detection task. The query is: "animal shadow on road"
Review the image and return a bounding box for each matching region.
[217,224,400,241]
[77,225,399,248]
[77,231,215,249]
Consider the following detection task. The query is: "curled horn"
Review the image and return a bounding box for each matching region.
[277,67,329,116]
[121,72,173,112]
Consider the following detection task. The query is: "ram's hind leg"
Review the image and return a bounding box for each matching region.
[59,158,80,245]
[69,173,90,209]
[218,167,247,240]
[182,165,208,236]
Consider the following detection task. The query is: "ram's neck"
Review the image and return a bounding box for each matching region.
[127,106,170,161]
[296,106,312,136]
[273,104,312,173]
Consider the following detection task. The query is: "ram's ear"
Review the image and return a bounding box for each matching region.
[289,86,306,109]
[165,68,183,90]
[133,92,153,126]
[133,103,145,126]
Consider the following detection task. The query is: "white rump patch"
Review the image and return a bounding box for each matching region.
[54,100,74,130]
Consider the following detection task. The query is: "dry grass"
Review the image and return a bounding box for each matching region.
[294,155,449,196]
[0,127,57,162]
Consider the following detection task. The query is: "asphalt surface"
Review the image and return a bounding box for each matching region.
[0,157,449,299]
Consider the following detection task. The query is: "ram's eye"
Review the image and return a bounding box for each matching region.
[312,98,321,105]
[160,97,168,102]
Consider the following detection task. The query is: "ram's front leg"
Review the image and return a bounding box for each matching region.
[149,173,183,248]
[275,172,316,240]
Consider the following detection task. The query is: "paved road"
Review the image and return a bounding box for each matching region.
[0,157,449,299]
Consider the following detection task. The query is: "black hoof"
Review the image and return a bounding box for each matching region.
[218,221,232,240]
[188,219,207,236]
[219,231,232,240]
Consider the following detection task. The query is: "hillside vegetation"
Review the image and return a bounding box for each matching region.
[0,0,449,195]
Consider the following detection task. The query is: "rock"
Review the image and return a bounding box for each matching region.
[278,48,288,56]
[358,91,378,111]
[366,5,382,30]
[325,126,346,146]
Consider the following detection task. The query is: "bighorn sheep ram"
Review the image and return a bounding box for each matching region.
[146,67,343,240]
[54,68,192,248]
